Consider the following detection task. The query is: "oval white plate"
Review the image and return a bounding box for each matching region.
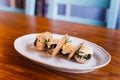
[14,33,111,73]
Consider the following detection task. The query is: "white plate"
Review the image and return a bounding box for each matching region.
[14,33,111,73]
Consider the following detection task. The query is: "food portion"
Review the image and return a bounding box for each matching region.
[52,34,68,56]
[34,32,93,64]
[74,45,93,63]
[68,42,84,60]
[67,42,93,63]
[34,32,52,50]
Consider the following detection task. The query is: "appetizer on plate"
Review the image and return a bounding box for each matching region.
[47,38,59,53]
[74,45,93,63]
[69,43,93,63]
[52,34,68,56]
[34,32,52,50]
[33,32,93,64]
[68,43,84,60]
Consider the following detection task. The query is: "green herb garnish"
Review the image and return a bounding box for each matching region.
[65,38,72,43]
[76,48,80,54]
[43,37,50,44]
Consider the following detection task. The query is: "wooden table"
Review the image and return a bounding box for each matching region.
[0,12,120,80]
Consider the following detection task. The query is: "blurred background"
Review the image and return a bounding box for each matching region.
[0,0,119,29]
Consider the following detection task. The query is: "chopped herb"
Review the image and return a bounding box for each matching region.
[76,48,80,54]
[65,38,72,43]
[43,37,50,44]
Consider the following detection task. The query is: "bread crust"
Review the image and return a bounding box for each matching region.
[52,34,68,56]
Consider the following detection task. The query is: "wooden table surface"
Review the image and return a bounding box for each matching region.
[0,12,120,80]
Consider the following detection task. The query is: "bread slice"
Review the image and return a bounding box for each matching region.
[52,34,68,56]
[74,45,93,63]
[35,32,52,50]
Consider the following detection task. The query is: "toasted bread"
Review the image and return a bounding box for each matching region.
[52,34,68,56]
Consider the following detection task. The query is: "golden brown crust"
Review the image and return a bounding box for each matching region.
[52,34,68,56]
[35,32,52,50]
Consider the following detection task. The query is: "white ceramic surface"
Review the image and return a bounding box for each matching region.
[14,33,111,73]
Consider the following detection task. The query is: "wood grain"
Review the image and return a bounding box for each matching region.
[0,11,120,80]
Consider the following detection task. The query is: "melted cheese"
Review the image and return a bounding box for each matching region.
[62,43,74,54]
